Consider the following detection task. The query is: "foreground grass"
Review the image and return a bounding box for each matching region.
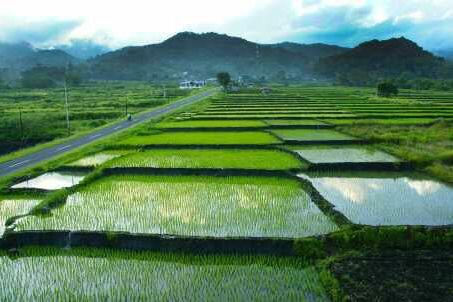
[0,247,329,301]
[16,175,338,237]
[339,121,453,183]
[107,149,306,170]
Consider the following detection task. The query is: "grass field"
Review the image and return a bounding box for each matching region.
[0,81,188,156]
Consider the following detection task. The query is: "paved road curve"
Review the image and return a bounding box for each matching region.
[0,88,219,178]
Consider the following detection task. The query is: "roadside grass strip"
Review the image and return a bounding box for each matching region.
[66,151,132,168]
[271,129,359,142]
[107,149,307,170]
[118,131,281,146]
[11,171,87,191]
[0,248,329,301]
[156,120,266,129]
[292,146,400,164]
[0,198,40,236]
[299,172,453,226]
[15,175,339,237]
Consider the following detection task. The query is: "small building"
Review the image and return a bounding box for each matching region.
[179,80,205,89]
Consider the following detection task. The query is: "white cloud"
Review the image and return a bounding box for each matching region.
[0,0,452,49]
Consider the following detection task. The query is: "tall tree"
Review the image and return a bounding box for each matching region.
[216,72,231,91]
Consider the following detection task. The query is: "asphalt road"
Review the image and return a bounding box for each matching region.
[0,88,219,178]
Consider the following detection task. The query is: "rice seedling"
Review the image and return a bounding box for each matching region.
[264,119,328,126]
[0,198,40,236]
[11,171,87,190]
[292,146,400,164]
[0,247,329,301]
[16,175,338,237]
[299,172,453,226]
[271,129,358,142]
[156,120,266,128]
[107,149,306,170]
[66,151,131,167]
[118,131,281,146]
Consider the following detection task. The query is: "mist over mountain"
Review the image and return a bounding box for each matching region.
[56,39,111,60]
[0,41,79,80]
[434,49,453,61]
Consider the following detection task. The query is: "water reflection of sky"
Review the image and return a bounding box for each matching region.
[12,172,86,190]
[299,174,453,226]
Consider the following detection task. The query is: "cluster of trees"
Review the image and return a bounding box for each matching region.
[21,64,82,89]
[377,82,399,97]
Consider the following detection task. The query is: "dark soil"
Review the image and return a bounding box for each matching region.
[331,249,453,302]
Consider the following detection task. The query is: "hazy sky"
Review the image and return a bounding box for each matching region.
[1,0,452,50]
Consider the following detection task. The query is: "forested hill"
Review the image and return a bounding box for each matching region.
[315,37,450,84]
[269,42,349,59]
[88,32,314,80]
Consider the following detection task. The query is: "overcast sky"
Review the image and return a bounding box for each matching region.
[1,0,452,50]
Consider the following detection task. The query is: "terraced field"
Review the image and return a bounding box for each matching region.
[1,86,453,300]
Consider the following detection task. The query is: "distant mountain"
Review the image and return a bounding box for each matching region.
[315,37,445,82]
[269,42,349,59]
[89,32,311,80]
[56,39,110,60]
[433,49,453,61]
[0,42,79,77]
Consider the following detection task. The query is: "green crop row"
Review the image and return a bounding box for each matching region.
[107,149,306,170]
[0,247,329,301]
[16,175,338,237]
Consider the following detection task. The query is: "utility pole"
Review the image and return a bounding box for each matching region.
[162,84,167,99]
[19,107,23,140]
[64,80,70,136]
[125,97,128,116]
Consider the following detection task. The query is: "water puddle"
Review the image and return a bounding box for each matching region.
[299,172,453,226]
[292,146,400,164]
[11,171,87,190]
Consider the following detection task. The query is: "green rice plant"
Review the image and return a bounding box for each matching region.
[0,198,40,236]
[118,131,281,146]
[156,120,266,128]
[0,247,330,301]
[299,172,453,226]
[195,114,357,119]
[271,129,358,142]
[16,175,338,237]
[66,151,131,167]
[107,149,306,170]
[292,146,400,164]
[265,119,328,126]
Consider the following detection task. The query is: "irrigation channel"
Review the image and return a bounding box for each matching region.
[1,86,453,300]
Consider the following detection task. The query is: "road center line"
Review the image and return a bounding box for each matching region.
[8,159,30,168]
[57,144,72,151]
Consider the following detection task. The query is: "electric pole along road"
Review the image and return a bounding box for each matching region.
[0,88,219,177]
